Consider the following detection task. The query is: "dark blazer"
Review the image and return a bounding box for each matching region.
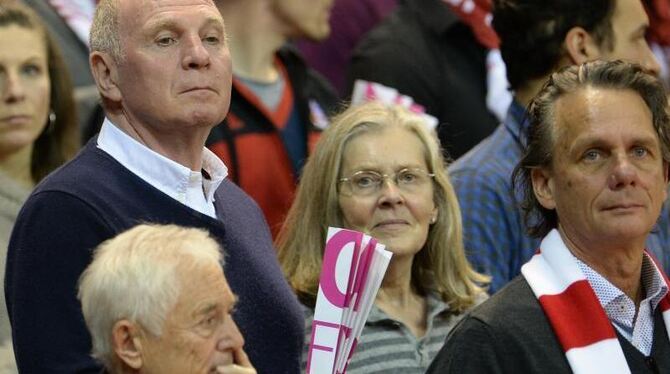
[347,0,498,159]
[427,276,670,373]
[6,140,305,373]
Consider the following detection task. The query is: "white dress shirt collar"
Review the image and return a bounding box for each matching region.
[96,118,227,218]
[574,252,668,355]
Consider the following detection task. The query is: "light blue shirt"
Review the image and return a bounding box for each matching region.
[96,118,227,218]
[575,253,668,356]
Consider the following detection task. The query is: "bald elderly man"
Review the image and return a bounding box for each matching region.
[5,1,304,372]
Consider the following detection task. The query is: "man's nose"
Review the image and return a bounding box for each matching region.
[2,72,26,103]
[640,42,662,77]
[217,318,245,352]
[181,35,211,69]
[608,154,638,189]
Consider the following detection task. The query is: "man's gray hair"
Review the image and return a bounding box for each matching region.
[89,0,123,61]
[513,60,670,238]
[77,224,224,368]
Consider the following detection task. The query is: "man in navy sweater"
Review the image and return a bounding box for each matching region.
[5,0,304,372]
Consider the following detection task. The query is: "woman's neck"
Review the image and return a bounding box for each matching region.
[376,255,428,337]
[378,255,416,304]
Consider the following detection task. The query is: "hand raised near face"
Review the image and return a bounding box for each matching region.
[216,347,256,374]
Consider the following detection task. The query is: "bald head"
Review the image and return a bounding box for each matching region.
[89,0,231,136]
[90,0,221,63]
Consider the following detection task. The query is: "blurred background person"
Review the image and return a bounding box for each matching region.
[78,224,255,374]
[209,0,339,238]
[346,0,503,160]
[296,0,398,97]
[643,0,670,91]
[278,102,488,373]
[22,0,103,141]
[0,0,78,370]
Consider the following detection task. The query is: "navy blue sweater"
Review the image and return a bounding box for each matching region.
[5,140,303,373]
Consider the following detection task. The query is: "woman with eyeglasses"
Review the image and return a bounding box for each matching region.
[277,101,488,373]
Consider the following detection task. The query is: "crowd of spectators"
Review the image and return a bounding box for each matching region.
[2,0,670,373]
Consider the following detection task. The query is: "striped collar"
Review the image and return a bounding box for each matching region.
[367,293,449,324]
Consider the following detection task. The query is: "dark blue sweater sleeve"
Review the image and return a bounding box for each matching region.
[5,191,113,373]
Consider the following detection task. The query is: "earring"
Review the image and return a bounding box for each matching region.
[430,215,437,224]
[45,110,56,134]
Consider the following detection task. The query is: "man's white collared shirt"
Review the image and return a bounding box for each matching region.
[574,253,668,356]
[96,118,227,218]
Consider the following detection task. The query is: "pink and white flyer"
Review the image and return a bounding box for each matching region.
[306,227,392,374]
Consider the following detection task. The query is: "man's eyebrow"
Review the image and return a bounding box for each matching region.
[229,294,239,312]
[144,19,179,36]
[630,135,661,149]
[144,16,225,36]
[570,134,659,152]
[195,294,238,316]
[193,302,216,315]
[203,16,226,32]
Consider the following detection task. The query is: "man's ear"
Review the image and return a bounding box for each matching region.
[564,26,602,65]
[531,167,557,211]
[90,51,122,104]
[111,320,143,370]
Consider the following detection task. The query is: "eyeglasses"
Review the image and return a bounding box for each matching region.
[338,168,435,197]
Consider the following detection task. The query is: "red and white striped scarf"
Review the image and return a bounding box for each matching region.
[442,0,499,49]
[521,229,670,374]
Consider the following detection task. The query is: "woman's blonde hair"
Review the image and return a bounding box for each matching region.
[277,102,488,312]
